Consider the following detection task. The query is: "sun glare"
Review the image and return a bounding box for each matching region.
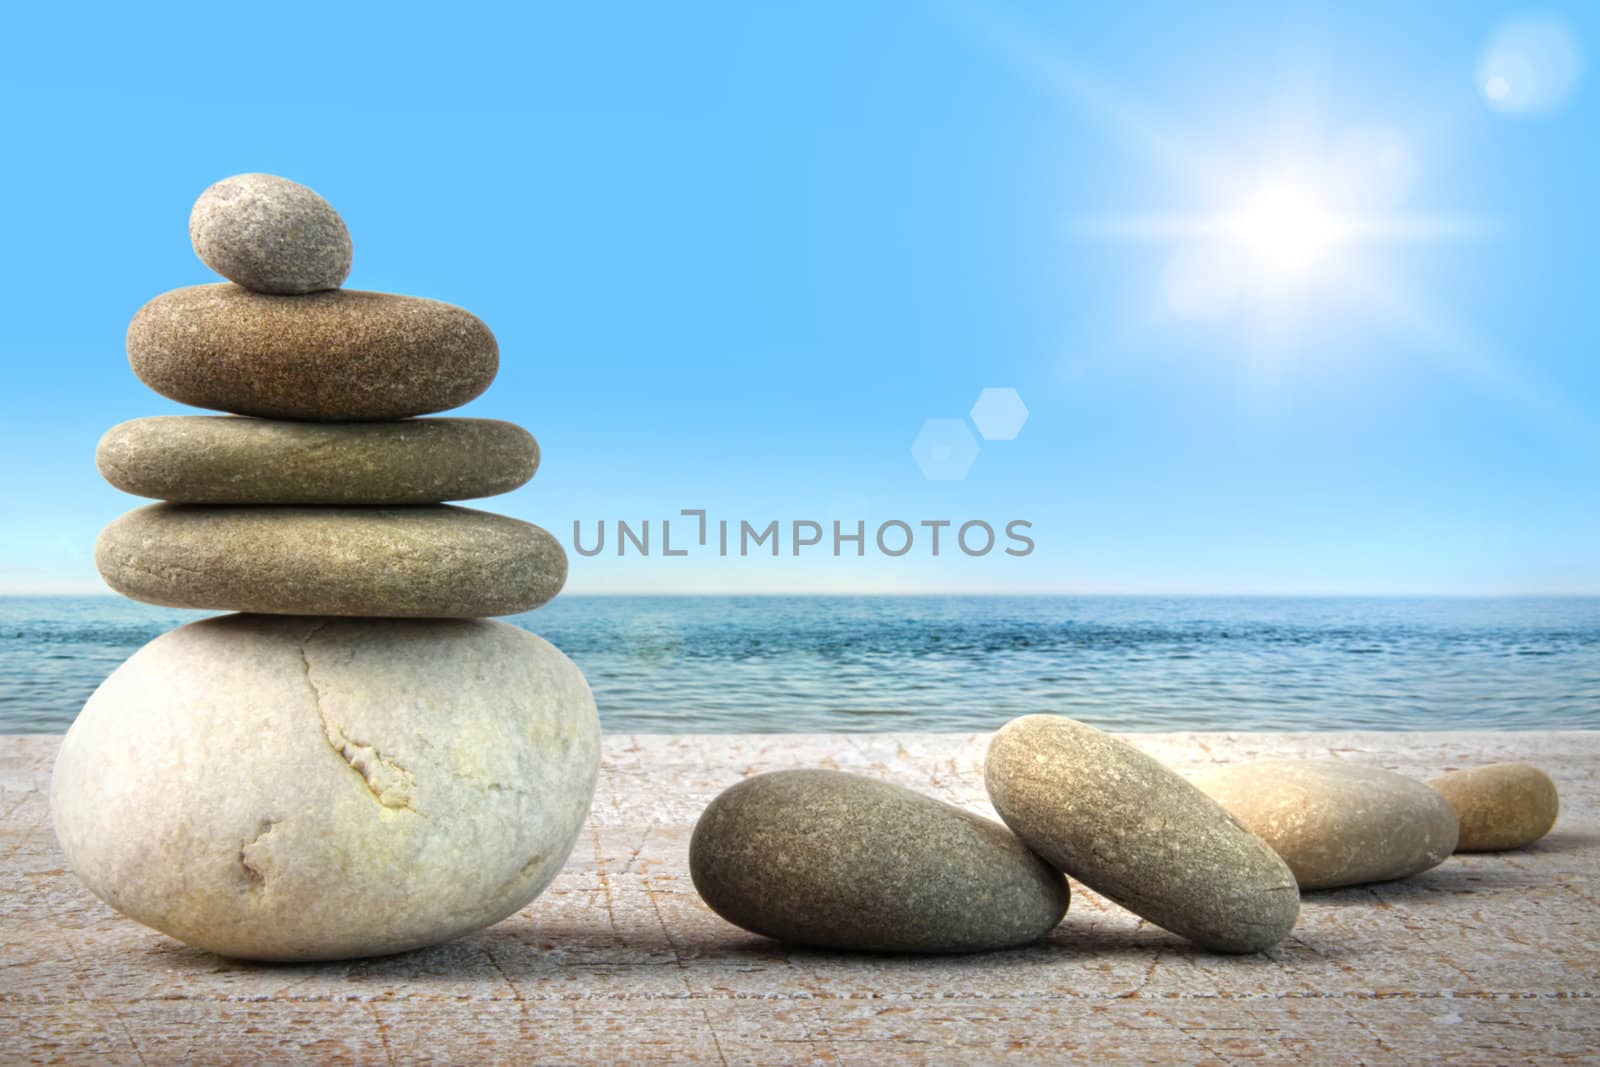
[1228,185,1338,274]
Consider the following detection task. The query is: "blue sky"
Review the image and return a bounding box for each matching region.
[1,2,1595,595]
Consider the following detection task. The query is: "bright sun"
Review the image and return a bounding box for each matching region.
[1228,184,1339,274]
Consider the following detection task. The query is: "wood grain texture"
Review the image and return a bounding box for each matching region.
[4,731,1597,1065]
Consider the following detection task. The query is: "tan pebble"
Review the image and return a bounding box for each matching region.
[1429,762,1559,852]
[1194,760,1459,890]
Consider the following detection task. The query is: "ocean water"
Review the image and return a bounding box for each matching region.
[1,595,1596,734]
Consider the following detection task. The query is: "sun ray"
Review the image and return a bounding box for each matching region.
[1330,258,1595,446]
[946,1,1566,445]
[950,2,1235,195]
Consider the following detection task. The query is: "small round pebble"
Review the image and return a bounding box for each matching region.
[52,614,600,961]
[1194,760,1459,889]
[1429,763,1559,852]
[984,715,1299,953]
[689,769,1069,953]
[190,173,353,294]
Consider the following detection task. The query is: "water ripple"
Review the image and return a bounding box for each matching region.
[3,595,1597,733]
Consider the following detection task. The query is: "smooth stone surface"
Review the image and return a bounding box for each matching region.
[190,173,353,294]
[985,715,1299,953]
[51,614,601,961]
[96,504,565,618]
[1194,760,1460,889]
[98,416,539,505]
[128,284,498,420]
[689,769,1069,953]
[1430,762,1560,852]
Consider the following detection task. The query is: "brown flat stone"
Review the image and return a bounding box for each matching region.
[127,284,498,420]
[95,504,565,617]
[98,416,539,504]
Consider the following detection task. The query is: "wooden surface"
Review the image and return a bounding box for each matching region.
[3,731,1597,1065]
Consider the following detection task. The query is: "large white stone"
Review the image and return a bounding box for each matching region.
[51,614,601,961]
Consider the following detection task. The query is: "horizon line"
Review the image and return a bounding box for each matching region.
[2,590,1598,600]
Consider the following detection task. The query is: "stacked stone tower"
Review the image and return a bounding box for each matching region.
[51,174,600,961]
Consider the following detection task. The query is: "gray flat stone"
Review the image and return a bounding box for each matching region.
[52,614,600,961]
[689,768,1068,953]
[190,173,353,294]
[127,284,498,420]
[1194,760,1460,889]
[98,416,539,505]
[1431,762,1560,852]
[95,504,565,618]
[985,715,1300,953]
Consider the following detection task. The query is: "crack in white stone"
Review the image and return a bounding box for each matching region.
[298,624,417,814]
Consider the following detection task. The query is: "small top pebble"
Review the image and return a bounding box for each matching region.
[189,174,353,294]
